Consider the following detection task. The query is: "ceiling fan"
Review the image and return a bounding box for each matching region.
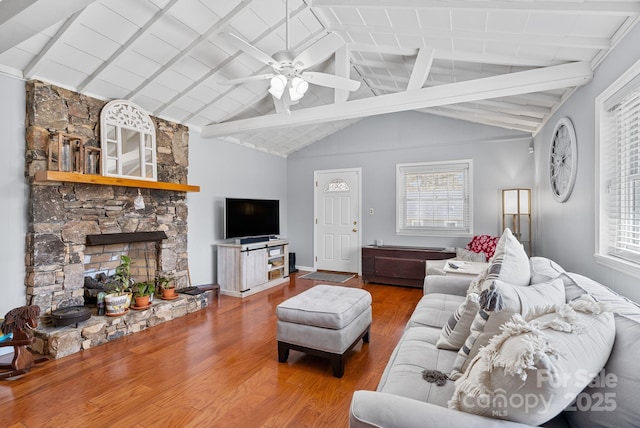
[220,1,360,112]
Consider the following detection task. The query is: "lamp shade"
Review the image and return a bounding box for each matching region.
[503,189,530,215]
[289,76,309,101]
[268,75,287,99]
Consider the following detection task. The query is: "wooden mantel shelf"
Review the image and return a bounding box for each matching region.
[34,171,200,192]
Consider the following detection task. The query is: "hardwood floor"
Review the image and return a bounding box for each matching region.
[0,272,423,428]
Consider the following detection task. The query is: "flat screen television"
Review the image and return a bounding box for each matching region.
[224,198,280,239]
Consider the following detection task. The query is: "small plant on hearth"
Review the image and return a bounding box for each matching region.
[155,275,173,290]
[104,255,134,315]
[133,281,154,298]
[155,275,176,299]
[111,255,133,295]
[132,280,154,307]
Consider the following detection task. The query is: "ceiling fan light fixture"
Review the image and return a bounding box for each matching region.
[289,76,309,101]
[269,75,287,99]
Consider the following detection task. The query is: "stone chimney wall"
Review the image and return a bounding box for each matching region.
[24,80,191,315]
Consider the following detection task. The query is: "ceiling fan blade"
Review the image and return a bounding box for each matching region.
[221,32,279,69]
[293,33,344,70]
[302,72,361,92]
[220,73,275,85]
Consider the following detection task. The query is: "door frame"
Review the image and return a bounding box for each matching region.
[313,167,363,275]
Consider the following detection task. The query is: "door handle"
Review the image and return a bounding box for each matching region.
[352,228,358,232]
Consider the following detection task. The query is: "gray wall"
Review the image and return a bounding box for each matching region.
[187,133,288,286]
[533,23,640,303]
[287,111,534,269]
[0,75,27,316]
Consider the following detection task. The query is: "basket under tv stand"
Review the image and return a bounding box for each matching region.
[217,239,289,298]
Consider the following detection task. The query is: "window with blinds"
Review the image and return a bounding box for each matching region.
[602,81,640,262]
[396,160,473,236]
[597,59,640,273]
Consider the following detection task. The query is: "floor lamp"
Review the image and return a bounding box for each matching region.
[502,188,532,255]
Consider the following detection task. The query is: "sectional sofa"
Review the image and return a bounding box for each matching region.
[350,230,640,428]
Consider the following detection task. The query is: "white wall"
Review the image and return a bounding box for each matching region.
[0,74,27,316]
[187,133,288,286]
[287,111,534,269]
[533,23,640,303]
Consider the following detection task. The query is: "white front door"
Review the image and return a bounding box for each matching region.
[314,169,361,274]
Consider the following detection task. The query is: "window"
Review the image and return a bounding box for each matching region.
[324,179,350,192]
[596,58,640,275]
[100,100,157,181]
[396,160,472,236]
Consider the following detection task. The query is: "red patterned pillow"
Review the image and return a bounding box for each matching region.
[466,235,499,261]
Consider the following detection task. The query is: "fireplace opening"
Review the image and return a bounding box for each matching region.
[83,232,168,304]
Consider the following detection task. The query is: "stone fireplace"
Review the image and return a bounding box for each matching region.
[23,80,207,358]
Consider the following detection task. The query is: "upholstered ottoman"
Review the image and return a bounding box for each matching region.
[276,284,372,378]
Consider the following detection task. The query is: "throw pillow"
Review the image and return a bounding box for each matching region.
[436,293,480,350]
[466,265,490,295]
[467,228,529,295]
[529,257,566,284]
[451,278,566,380]
[449,296,615,426]
[491,277,565,314]
[456,248,487,263]
[458,310,515,373]
[466,235,499,260]
[449,309,513,380]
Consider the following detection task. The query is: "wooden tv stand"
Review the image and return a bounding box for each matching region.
[362,245,455,288]
[217,239,289,298]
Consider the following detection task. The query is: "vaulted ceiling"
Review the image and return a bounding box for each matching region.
[1,0,638,157]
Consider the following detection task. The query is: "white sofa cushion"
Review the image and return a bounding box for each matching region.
[377,326,458,408]
[449,296,615,426]
[407,293,465,331]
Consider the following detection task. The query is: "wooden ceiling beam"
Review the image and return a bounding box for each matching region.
[311,1,640,16]
[77,0,180,92]
[423,107,539,134]
[201,61,592,137]
[0,0,96,54]
[23,9,84,79]
[334,45,350,103]
[331,24,610,50]
[406,47,434,91]
[125,0,256,101]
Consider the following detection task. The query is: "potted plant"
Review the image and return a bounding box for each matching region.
[104,255,133,315]
[132,281,154,308]
[156,276,175,299]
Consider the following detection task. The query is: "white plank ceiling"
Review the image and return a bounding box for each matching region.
[0,0,638,157]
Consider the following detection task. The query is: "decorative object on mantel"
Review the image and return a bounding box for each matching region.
[134,188,145,210]
[83,145,101,175]
[48,132,84,173]
[100,99,157,181]
[549,117,577,203]
[502,189,532,255]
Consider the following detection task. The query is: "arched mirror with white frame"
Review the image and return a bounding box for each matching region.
[100,100,157,180]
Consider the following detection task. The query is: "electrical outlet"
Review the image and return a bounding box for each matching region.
[369,208,374,215]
